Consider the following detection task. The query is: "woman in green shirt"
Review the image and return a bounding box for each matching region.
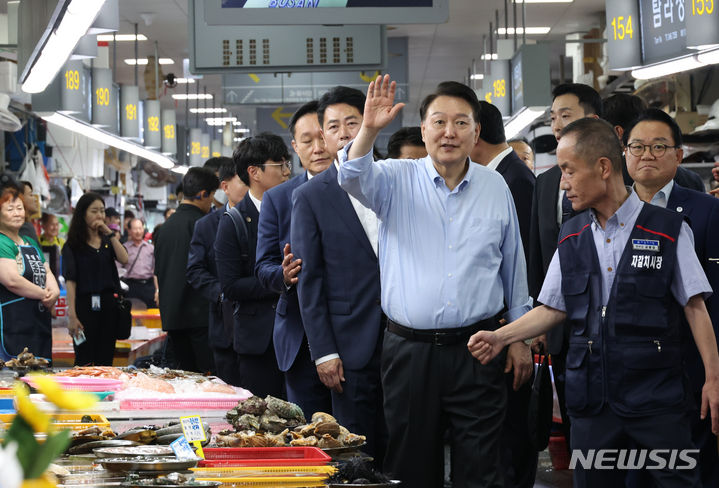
[0,185,60,361]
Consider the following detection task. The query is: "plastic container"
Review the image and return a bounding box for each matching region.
[119,396,243,410]
[132,308,162,328]
[22,376,124,392]
[198,447,332,467]
[0,413,110,431]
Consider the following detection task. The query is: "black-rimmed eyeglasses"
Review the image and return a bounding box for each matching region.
[626,143,679,158]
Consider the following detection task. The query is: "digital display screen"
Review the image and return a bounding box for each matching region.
[638,0,689,64]
[222,0,432,6]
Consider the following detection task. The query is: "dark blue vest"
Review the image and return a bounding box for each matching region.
[558,203,687,418]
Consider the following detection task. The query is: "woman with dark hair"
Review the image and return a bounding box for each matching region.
[62,193,128,365]
[0,186,60,360]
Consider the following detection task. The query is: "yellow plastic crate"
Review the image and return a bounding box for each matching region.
[192,466,334,487]
[132,308,162,328]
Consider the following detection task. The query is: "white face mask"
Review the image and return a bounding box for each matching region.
[214,188,228,205]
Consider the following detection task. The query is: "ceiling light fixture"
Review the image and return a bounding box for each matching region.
[20,0,108,94]
[504,106,548,139]
[481,53,499,60]
[630,49,719,79]
[172,93,213,100]
[470,74,484,80]
[190,108,227,114]
[235,128,250,133]
[205,117,237,126]
[124,58,174,65]
[97,33,147,41]
[42,112,175,169]
[175,78,196,84]
[496,27,551,35]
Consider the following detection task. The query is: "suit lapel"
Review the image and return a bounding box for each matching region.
[495,153,510,175]
[239,193,260,258]
[667,183,690,216]
[322,164,376,259]
[545,165,562,234]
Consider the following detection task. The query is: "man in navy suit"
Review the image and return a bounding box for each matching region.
[255,101,333,418]
[471,100,536,488]
[290,86,386,464]
[215,134,291,398]
[186,158,248,386]
[625,108,719,487]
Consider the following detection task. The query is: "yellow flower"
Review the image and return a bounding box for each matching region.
[21,474,56,488]
[13,383,51,433]
[28,374,97,411]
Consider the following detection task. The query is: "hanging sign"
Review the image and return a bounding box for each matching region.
[120,85,140,139]
[162,109,177,155]
[638,0,689,64]
[143,100,162,149]
[686,0,719,48]
[605,0,642,69]
[189,128,203,166]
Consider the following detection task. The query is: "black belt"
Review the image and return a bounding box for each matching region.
[387,317,498,346]
[124,278,152,284]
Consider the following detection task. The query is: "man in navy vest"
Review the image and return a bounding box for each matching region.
[624,108,719,487]
[468,117,719,487]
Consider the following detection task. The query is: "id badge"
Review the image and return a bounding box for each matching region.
[91,295,101,311]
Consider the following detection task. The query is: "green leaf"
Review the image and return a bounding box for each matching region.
[4,416,39,477]
[25,429,71,479]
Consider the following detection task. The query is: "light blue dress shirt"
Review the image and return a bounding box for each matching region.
[337,143,532,330]
[539,189,711,311]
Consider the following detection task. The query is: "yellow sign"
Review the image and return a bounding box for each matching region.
[271,106,293,129]
[249,73,260,83]
[610,15,634,40]
[163,124,175,140]
[95,88,110,106]
[148,116,160,132]
[360,70,381,83]
[64,70,80,91]
[191,141,201,155]
[201,145,210,159]
[125,104,137,121]
[180,415,206,459]
[692,0,715,15]
[493,79,506,98]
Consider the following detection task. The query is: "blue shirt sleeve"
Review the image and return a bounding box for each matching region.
[671,221,712,306]
[337,141,395,220]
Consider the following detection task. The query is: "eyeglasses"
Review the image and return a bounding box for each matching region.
[263,160,293,171]
[626,143,679,158]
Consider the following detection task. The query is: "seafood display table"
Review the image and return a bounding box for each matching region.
[52,327,167,367]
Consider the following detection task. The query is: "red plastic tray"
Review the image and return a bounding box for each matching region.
[198,447,331,467]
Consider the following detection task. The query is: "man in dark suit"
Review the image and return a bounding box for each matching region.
[602,93,706,192]
[471,100,536,488]
[154,166,218,373]
[186,158,248,386]
[528,83,603,447]
[255,101,333,417]
[625,109,719,487]
[215,134,291,398]
[290,86,386,464]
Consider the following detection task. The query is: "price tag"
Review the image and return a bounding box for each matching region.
[180,415,206,459]
[170,436,197,460]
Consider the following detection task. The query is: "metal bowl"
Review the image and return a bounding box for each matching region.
[99,457,200,472]
[94,446,175,458]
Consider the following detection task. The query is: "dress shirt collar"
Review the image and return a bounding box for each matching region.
[485,146,514,172]
[248,189,262,213]
[632,179,674,209]
[424,156,472,193]
[589,187,641,229]
[127,239,145,248]
[307,170,315,180]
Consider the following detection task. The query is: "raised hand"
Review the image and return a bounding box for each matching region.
[362,74,406,131]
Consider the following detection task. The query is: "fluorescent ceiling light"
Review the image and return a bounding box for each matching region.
[42,112,175,169]
[190,108,227,114]
[172,94,213,100]
[124,58,174,65]
[481,53,498,60]
[470,74,484,80]
[234,137,246,142]
[688,44,719,50]
[205,117,237,126]
[631,54,705,79]
[235,128,250,133]
[20,0,107,94]
[176,78,196,84]
[504,106,547,139]
[233,121,242,126]
[97,34,147,41]
[496,27,551,35]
